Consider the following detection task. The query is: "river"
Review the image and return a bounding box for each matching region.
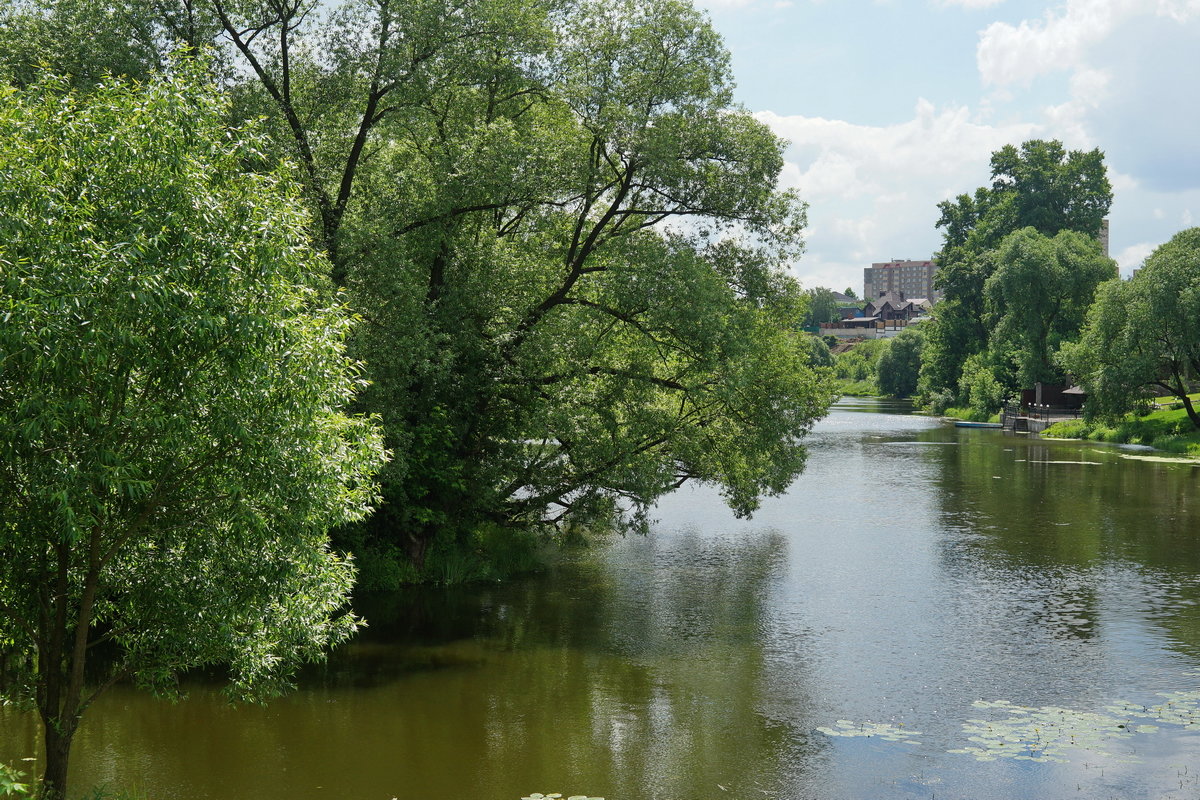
[4,398,1200,799]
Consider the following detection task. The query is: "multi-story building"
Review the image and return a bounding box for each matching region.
[863,259,940,303]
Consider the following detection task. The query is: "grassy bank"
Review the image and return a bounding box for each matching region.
[940,406,1001,423]
[1042,394,1200,457]
[835,379,881,397]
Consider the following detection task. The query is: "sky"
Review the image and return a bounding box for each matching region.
[691,0,1200,295]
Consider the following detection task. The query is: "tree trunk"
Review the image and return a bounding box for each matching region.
[404,528,433,570]
[1182,393,1200,430]
[41,717,77,800]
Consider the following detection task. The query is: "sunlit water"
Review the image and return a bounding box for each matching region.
[4,399,1200,799]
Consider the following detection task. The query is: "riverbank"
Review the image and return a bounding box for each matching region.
[1041,396,1200,457]
[834,380,881,398]
[939,406,1000,423]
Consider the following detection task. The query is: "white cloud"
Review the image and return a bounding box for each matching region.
[936,0,1006,7]
[1113,242,1155,276]
[976,0,1128,87]
[756,100,1039,292]
[973,2,1200,193]
[691,0,757,8]
[977,0,1200,88]
[1157,0,1200,22]
[1040,67,1110,146]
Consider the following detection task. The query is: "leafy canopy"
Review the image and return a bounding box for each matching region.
[221,0,833,565]
[3,0,836,575]
[984,228,1116,388]
[0,67,385,797]
[876,327,925,398]
[1060,227,1200,429]
[920,139,1112,402]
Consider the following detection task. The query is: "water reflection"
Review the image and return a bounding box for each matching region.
[3,401,1200,799]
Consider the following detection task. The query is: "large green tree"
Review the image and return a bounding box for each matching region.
[1060,228,1200,429]
[3,0,835,572]
[920,139,1112,401]
[802,287,840,327]
[876,327,925,398]
[196,0,832,567]
[984,228,1116,388]
[0,72,385,798]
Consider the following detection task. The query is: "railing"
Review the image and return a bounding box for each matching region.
[1021,404,1082,421]
[1001,402,1021,431]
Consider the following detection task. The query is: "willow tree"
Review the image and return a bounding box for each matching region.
[1061,228,1200,428]
[14,0,834,570]
[0,72,385,799]
[983,228,1116,389]
[338,0,833,564]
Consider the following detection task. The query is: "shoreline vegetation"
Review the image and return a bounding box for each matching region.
[1041,393,1200,458]
[835,375,1200,458]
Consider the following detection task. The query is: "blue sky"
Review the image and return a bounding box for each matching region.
[693,0,1200,295]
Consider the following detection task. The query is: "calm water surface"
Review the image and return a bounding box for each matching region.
[4,399,1200,799]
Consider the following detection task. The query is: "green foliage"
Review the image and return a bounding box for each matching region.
[0,0,163,87]
[920,139,1113,399]
[261,0,834,558]
[803,335,835,369]
[0,68,385,798]
[1043,407,1200,456]
[916,297,977,405]
[940,406,996,423]
[833,338,888,382]
[876,328,924,398]
[7,0,836,576]
[803,286,841,326]
[1061,227,1200,429]
[984,228,1115,387]
[835,379,880,398]
[0,764,32,799]
[959,352,1011,416]
[420,524,546,586]
[924,388,957,415]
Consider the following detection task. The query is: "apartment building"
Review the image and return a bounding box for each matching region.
[863,259,940,303]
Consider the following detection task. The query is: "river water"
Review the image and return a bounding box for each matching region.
[4,399,1200,799]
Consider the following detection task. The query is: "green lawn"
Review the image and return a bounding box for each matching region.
[1042,394,1200,457]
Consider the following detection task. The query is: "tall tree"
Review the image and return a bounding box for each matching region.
[5,0,834,571]
[984,228,1116,388]
[1060,228,1200,429]
[919,139,1112,401]
[876,327,925,398]
[357,0,831,564]
[193,0,833,568]
[0,71,385,799]
[803,287,840,327]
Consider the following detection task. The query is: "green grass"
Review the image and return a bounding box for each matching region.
[1042,403,1200,457]
[941,406,1000,423]
[835,379,881,397]
[1151,390,1200,406]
